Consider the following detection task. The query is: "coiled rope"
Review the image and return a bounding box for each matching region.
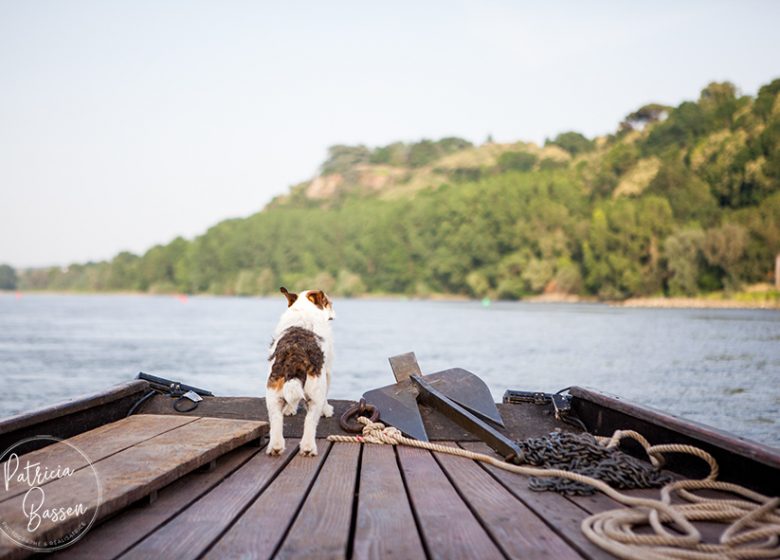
[328,418,780,559]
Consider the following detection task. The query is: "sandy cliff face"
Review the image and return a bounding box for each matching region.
[306,173,344,199]
[300,142,554,202]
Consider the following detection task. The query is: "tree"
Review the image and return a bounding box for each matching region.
[321,145,371,174]
[622,103,670,130]
[335,270,366,296]
[369,142,407,166]
[648,158,717,223]
[698,81,741,127]
[545,131,594,156]
[407,140,440,167]
[643,101,711,155]
[0,264,17,290]
[436,137,473,154]
[753,78,780,120]
[702,223,748,290]
[497,151,537,172]
[664,229,705,296]
[107,251,140,290]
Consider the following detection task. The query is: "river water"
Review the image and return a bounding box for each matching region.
[1,293,778,447]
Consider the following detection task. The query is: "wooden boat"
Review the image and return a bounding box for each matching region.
[0,375,778,559]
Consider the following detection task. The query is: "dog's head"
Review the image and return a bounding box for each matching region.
[280,287,335,321]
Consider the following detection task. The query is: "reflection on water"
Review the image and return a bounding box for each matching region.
[1,293,778,447]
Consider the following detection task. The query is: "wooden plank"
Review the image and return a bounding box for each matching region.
[52,446,260,560]
[203,441,330,560]
[0,416,265,560]
[0,381,150,456]
[0,414,198,503]
[434,442,582,559]
[122,440,301,560]
[275,443,360,560]
[460,441,611,560]
[352,445,426,560]
[566,487,658,515]
[397,445,504,560]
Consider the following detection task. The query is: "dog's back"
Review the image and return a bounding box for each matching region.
[268,326,324,407]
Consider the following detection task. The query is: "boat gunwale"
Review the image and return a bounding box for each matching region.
[0,380,148,436]
[569,385,780,469]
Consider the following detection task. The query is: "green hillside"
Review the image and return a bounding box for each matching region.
[13,79,780,300]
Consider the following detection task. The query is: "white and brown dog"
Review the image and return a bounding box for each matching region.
[266,287,335,457]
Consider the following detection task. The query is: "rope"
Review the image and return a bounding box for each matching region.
[328,417,780,559]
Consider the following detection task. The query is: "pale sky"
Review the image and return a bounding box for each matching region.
[1,1,779,268]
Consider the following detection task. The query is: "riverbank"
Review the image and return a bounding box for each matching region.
[4,288,780,309]
[619,285,780,309]
[619,296,780,310]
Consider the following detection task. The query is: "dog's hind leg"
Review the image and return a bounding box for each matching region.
[265,385,286,456]
[300,375,326,456]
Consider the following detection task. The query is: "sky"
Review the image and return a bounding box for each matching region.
[1,1,779,268]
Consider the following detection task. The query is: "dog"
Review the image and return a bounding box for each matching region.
[266,287,335,457]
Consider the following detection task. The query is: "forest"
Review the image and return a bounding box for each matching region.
[8,79,780,301]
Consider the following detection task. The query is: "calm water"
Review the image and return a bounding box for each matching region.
[1,293,778,447]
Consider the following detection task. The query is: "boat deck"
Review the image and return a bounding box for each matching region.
[45,395,687,560]
[53,436,643,560]
[1,385,775,560]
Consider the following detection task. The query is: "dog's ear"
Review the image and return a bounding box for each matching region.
[280,287,297,307]
[306,290,328,310]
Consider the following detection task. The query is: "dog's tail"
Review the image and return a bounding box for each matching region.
[282,378,305,406]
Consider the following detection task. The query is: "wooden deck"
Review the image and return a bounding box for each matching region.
[48,436,661,560]
[0,415,266,560]
[2,386,776,560]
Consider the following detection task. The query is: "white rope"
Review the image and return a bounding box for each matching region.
[328,418,780,559]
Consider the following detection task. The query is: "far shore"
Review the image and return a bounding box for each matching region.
[3,289,779,310]
[617,296,780,310]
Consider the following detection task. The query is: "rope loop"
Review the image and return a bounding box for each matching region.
[328,419,780,559]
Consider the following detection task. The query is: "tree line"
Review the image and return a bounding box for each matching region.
[5,79,780,300]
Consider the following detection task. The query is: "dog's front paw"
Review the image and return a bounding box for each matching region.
[266,438,286,456]
[321,403,334,418]
[299,440,318,457]
[282,403,298,416]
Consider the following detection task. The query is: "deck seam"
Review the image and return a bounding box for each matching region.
[90,416,201,465]
[393,445,432,560]
[267,440,335,560]
[192,441,304,560]
[456,441,592,559]
[430,445,511,560]
[0,415,201,506]
[344,443,363,560]
[563,493,610,516]
[103,445,264,560]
